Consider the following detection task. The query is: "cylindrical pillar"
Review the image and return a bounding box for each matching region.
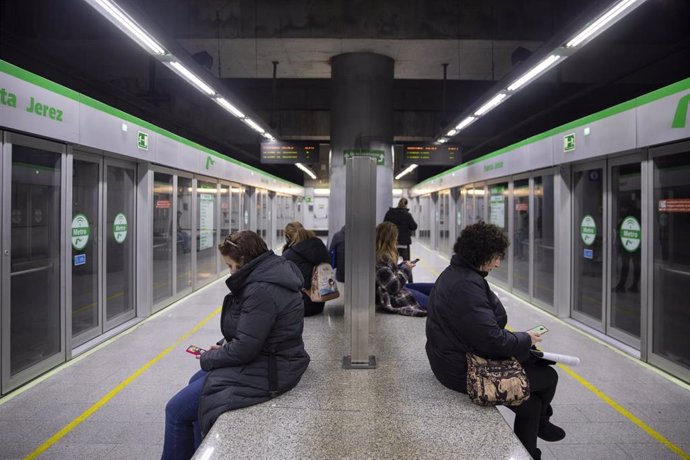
[329,53,394,237]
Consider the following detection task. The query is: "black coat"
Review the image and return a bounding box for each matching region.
[282,237,331,316]
[425,255,532,393]
[198,251,310,435]
[383,207,418,246]
[329,227,345,283]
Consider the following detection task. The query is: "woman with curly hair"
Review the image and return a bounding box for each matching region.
[425,222,564,459]
[375,222,433,317]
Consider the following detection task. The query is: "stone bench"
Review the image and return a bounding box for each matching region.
[193,305,530,459]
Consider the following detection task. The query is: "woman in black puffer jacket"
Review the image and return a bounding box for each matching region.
[162,231,310,460]
[426,222,564,460]
[281,221,331,316]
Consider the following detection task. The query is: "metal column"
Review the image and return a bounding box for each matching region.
[343,156,377,369]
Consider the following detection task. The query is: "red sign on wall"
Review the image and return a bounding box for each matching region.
[658,198,690,213]
[156,200,171,209]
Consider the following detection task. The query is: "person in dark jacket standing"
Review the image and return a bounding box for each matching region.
[329,225,346,283]
[383,197,418,262]
[425,222,564,460]
[282,221,331,316]
[162,231,310,460]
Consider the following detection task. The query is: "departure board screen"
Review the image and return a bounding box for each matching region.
[403,145,460,165]
[260,141,317,164]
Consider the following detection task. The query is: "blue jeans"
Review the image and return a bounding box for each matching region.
[406,282,434,310]
[162,369,207,460]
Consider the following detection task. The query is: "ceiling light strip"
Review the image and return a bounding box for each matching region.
[296,162,317,180]
[215,97,245,119]
[395,164,418,180]
[474,93,507,116]
[566,0,639,48]
[455,116,476,131]
[507,55,561,92]
[92,0,166,55]
[242,118,265,134]
[168,61,215,96]
[84,0,276,141]
[438,0,646,144]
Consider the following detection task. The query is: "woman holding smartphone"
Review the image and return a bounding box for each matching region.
[375,222,434,316]
[162,230,310,460]
[425,222,564,460]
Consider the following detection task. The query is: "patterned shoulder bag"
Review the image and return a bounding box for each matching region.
[466,352,530,407]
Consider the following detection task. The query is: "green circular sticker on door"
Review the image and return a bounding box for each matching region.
[580,215,597,246]
[113,213,128,244]
[71,214,90,250]
[620,216,641,252]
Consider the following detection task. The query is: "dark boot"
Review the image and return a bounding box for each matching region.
[538,405,565,442]
[530,448,542,459]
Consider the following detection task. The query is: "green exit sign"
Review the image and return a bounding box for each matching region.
[563,133,576,152]
[343,149,384,165]
[137,131,149,150]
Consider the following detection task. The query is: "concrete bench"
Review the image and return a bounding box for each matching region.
[193,304,530,459]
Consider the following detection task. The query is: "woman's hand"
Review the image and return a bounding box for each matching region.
[528,332,543,345]
[403,260,416,270]
[197,344,221,359]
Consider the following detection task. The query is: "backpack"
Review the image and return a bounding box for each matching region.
[304,262,339,302]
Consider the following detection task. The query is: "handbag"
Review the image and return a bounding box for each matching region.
[466,352,530,407]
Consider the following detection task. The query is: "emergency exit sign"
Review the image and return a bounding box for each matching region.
[563,133,576,152]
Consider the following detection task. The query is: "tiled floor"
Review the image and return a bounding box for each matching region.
[0,242,689,459]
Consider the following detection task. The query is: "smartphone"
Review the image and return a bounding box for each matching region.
[185,345,206,356]
[527,325,548,335]
[411,258,420,264]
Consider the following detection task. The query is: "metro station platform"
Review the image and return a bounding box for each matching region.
[0,242,689,459]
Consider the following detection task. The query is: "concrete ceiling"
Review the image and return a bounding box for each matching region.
[1,0,688,185]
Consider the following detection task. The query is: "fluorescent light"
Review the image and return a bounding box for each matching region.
[437,138,448,144]
[455,116,476,131]
[91,0,166,55]
[313,188,330,196]
[566,0,638,48]
[395,164,418,180]
[446,129,458,137]
[507,55,561,91]
[261,132,275,140]
[392,188,403,197]
[295,163,317,180]
[214,97,245,118]
[474,93,507,116]
[169,61,215,96]
[242,118,265,134]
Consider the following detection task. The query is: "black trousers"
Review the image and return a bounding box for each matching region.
[507,363,558,456]
[397,245,411,262]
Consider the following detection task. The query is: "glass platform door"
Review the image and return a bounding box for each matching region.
[103,160,136,331]
[2,133,65,394]
[71,155,102,345]
[572,162,606,331]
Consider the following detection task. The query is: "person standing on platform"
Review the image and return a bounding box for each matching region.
[161,231,310,460]
[282,221,331,316]
[384,197,418,262]
[329,225,346,285]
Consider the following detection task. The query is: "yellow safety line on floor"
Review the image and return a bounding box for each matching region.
[418,241,689,457]
[24,306,222,460]
[557,364,690,460]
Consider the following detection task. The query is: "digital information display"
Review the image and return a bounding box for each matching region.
[403,145,460,165]
[260,141,317,164]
